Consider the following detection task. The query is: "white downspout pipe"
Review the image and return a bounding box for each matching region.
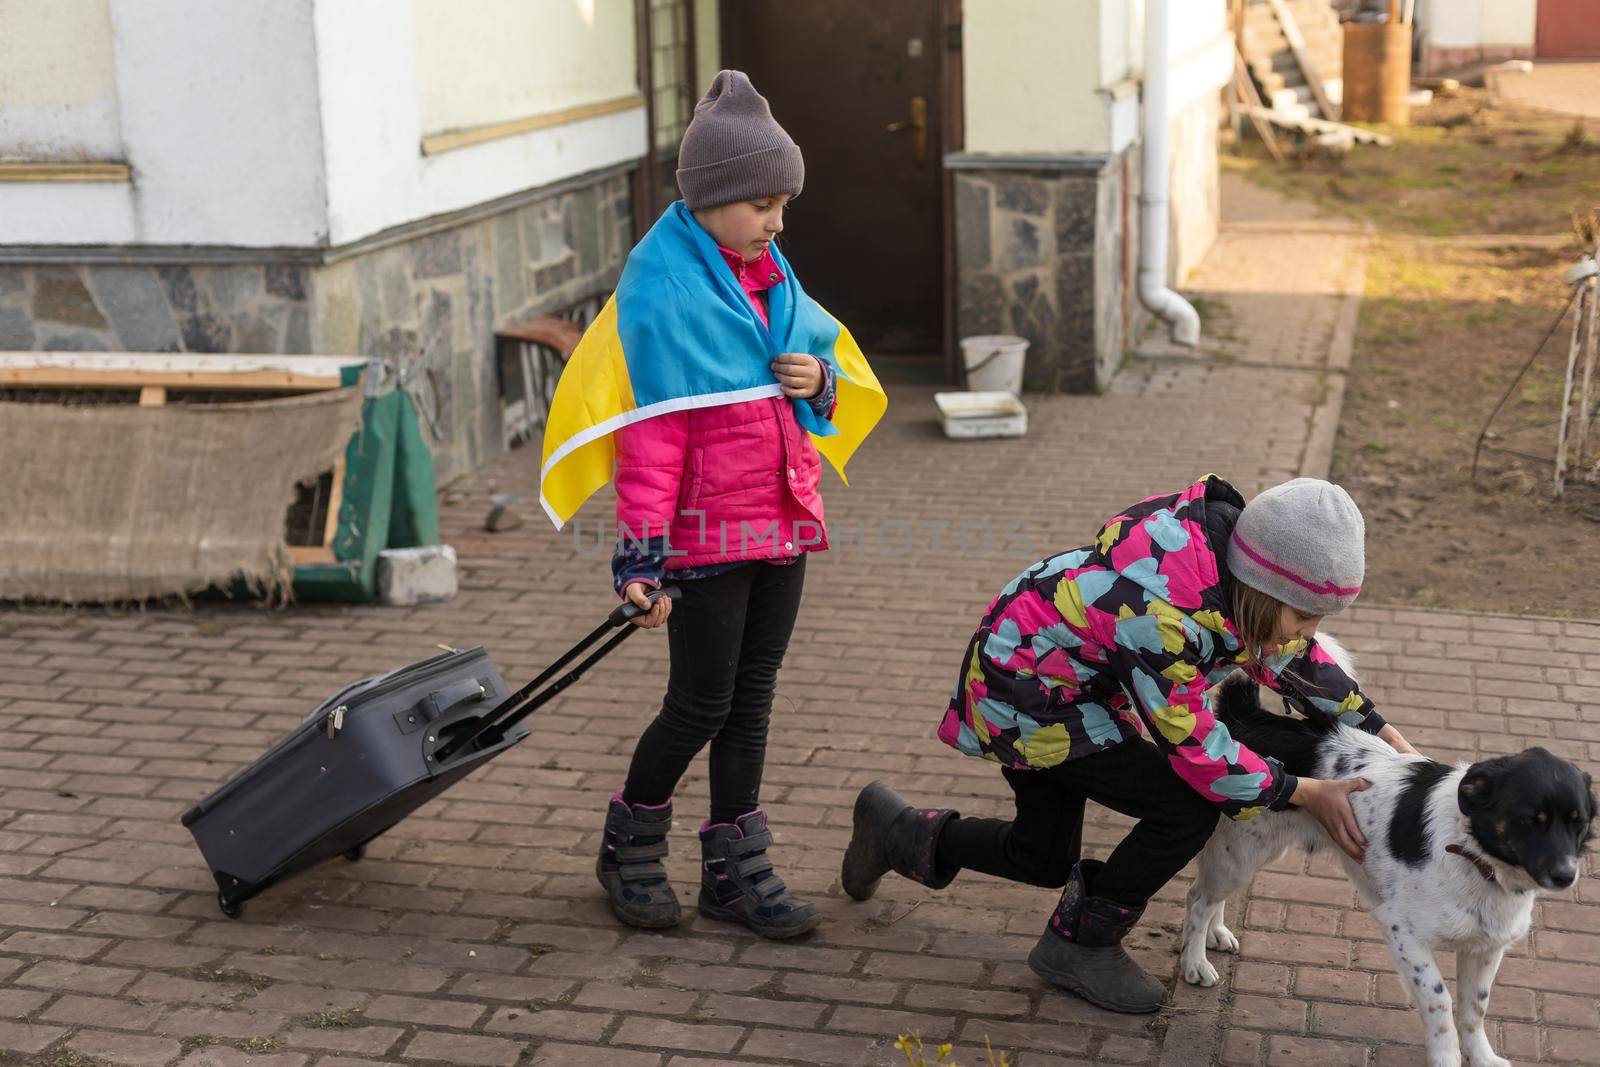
[1138,0,1202,346]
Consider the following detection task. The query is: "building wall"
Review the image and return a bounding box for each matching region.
[311,171,635,480]
[1169,92,1221,283]
[1418,0,1536,72]
[412,0,637,138]
[0,1,658,482]
[0,260,311,357]
[964,1,1108,154]
[953,0,1229,391]
[951,150,1136,393]
[0,0,121,161]
[1420,0,1537,49]
[1,0,329,247]
[0,0,648,250]
[311,0,646,248]
[0,168,633,482]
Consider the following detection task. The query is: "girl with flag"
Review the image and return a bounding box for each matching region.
[538,71,885,938]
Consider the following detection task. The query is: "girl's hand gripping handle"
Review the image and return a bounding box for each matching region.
[612,585,680,628]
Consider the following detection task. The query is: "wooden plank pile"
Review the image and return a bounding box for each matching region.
[1231,0,1397,158]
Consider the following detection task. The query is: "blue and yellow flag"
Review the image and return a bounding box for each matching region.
[538,201,886,528]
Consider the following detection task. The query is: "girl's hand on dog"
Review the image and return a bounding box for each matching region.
[1293,777,1371,863]
[1378,724,1420,757]
[772,353,823,398]
[624,582,672,628]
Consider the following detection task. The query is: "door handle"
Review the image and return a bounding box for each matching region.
[885,96,928,167]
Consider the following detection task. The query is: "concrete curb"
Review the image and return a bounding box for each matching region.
[1299,225,1372,479]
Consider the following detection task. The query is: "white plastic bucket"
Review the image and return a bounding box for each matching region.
[960,334,1028,395]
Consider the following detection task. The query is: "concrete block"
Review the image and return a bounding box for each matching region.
[377,545,458,605]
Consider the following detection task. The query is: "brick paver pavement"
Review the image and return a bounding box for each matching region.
[1493,62,1600,123]
[1,178,1596,1066]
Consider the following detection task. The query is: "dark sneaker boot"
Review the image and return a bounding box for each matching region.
[840,779,959,901]
[596,791,680,929]
[698,809,821,940]
[1026,859,1164,1014]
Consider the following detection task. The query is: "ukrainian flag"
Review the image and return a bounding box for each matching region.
[538,201,886,529]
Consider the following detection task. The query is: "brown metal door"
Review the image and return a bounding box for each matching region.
[721,2,946,353]
[1537,0,1600,58]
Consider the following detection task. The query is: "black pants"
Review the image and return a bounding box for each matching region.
[622,557,806,823]
[935,737,1219,907]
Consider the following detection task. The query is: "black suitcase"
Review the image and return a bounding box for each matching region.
[181,589,677,918]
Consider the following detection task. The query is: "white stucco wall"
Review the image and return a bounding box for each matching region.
[1479,0,1537,46]
[314,0,646,247]
[111,0,329,246]
[1,0,329,247]
[1420,0,1536,48]
[964,0,1103,154]
[1170,92,1221,280]
[1,0,650,249]
[965,0,1229,156]
[0,0,122,161]
[412,0,637,137]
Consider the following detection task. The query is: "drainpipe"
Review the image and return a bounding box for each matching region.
[1138,0,1202,346]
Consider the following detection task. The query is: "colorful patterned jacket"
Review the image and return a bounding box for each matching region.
[937,476,1387,820]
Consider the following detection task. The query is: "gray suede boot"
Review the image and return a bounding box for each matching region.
[596,791,680,929]
[840,780,959,901]
[1026,859,1164,1014]
[698,809,820,939]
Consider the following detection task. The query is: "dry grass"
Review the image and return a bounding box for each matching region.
[1229,90,1600,616]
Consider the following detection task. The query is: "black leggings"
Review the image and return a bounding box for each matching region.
[622,557,806,823]
[936,737,1220,907]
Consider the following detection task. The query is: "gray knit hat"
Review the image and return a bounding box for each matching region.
[676,70,804,211]
[1226,478,1365,615]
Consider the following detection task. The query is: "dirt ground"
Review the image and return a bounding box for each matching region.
[1228,89,1600,617]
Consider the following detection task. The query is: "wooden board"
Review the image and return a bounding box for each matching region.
[1235,47,1287,162]
[2,367,346,391]
[1265,0,1336,119]
[288,545,338,566]
[0,162,131,183]
[0,352,364,393]
[420,94,644,156]
[1247,106,1394,147]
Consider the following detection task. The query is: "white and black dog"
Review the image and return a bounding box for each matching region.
[1181,637,1595,1067]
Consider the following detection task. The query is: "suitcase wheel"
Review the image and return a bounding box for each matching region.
[344,845,366,862]
[217,891,244,920]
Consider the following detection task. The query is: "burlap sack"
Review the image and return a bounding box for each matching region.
[0,388,363,603]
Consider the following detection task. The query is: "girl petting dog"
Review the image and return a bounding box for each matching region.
[842,475,1418,1013]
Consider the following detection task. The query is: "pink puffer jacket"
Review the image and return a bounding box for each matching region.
[613,395,828,570]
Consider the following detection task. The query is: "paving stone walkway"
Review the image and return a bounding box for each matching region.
[1493,61,1600,123]
[0,177,1594,1067]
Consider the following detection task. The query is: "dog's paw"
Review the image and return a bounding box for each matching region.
[1181,951,1219,987]
[1462,1048,1510,1067]
[1206,923,1240,953]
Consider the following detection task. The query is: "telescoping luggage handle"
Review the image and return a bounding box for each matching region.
[435,587,681,763]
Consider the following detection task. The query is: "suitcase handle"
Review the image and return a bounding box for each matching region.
[608,585,681,626]
[434,587,679,763]
[422,677,490,719]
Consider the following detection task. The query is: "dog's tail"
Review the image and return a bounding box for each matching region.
[1212,671,1331,779]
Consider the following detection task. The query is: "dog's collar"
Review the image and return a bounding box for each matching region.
[1446,843,1498,884]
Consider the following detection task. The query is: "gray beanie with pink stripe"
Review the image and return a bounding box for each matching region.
[1226,478,1365,616]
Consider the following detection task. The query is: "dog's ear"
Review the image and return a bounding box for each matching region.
[1459,767,1496,813]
